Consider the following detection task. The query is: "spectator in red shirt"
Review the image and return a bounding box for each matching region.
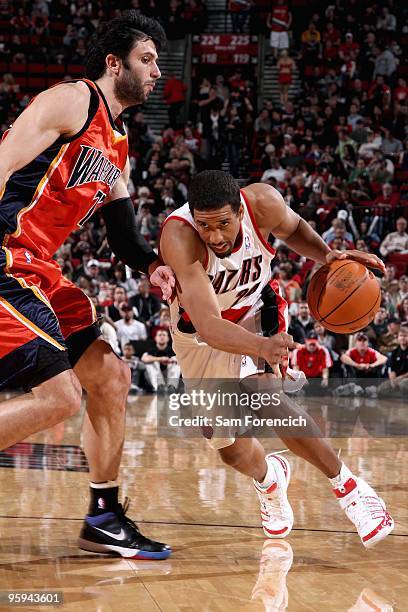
[163,73,187,129]
[322,22,341,47]
[373,182,400,208]
[339,32,360,62]
[267,0,292,59]
[341,333,388,379]
[368,76,391,101]
[291,332,332,388]
[229,0,251,33]
[10,8,31,33]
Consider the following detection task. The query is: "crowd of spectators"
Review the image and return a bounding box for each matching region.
[0,0,407,395]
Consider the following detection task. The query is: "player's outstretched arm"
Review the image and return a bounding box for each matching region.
[244,183,385,273]
[0,82,90,188]
[160,220,298,363]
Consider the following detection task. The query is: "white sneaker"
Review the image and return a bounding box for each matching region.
[348,588,393,612]
[252,540,293,611]
[282,367,307,393]
[254,454,294,538]
[333,474,394,549]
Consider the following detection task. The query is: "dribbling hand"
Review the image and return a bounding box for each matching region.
[326,250,386,274]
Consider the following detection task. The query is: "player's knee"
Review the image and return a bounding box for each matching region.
[218,442,245,468]
[87,357,131,405]
[111,359,132,399]
[45,370,82,419]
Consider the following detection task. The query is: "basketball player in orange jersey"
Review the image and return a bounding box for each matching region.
[0,12,175,559]
[161,170,393,549]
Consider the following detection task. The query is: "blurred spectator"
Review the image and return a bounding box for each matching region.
[107,287,129,322]
[301,22,321,66]
[341,333,388,379]
[379,218,408,257]
[142,329,181,393]
[279,263,301,305]
[267,0,292,59]
[86,259,108,292]
[377,7,397,32]
[115,304,147,352]
[389,327,408,385]
[290,302,315,342]
[313,321,337,357]
[122,343,146,394]
[381,128,403,160]
[163,73,187,129]
[136,204,158,243]
[97,307,120,355]
[377,318,401,354]
[229,0,251,33]
[112,264,139,299]
[372,45,397,81]
[397,297,408,323]
[150,305,172,338]
[130,278,162,323]
[367,306,389,346]
[291,332,332,387]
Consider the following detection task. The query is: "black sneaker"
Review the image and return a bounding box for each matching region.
[78,498,172,560]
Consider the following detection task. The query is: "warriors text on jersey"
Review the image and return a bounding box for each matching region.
[165,191,279,331]
[0,79,128,260]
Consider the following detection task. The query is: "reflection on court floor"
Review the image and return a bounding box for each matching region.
[0,393,406,611]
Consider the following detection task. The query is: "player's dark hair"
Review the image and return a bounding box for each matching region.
[85,11,166,80]
[188,171,241,215]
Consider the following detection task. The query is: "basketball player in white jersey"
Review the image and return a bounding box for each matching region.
[160,170,393,549]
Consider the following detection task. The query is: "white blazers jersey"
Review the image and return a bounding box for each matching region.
[165,191,278,332]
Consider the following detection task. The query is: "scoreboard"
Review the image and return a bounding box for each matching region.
[192,34,259,65]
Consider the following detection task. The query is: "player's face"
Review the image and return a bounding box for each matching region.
[115,39,161,106]
[194,205,244,259]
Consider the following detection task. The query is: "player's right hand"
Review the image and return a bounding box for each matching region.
[261,332,300,364]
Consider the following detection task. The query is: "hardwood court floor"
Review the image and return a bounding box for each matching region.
[0,393,406,611]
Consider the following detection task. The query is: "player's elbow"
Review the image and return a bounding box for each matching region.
[195,323,213,344]
[194,318,218,345]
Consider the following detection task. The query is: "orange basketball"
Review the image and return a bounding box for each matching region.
[307,259,381,334]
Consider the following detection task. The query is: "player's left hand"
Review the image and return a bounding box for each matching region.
[326,249,386,275]
[150,265,176,301]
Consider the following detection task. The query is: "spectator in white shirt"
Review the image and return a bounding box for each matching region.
[96,307,120,355]
[261,158,286,184]
[115,304,147,352]
[377,7,397,32]
[380,218,408,257]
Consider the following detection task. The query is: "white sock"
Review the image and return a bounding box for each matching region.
[256,458,277,489]
[90,480,119,489]
[329,463,354,488]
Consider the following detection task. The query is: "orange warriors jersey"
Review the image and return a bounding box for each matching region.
[0,79,128,389]
[0,78,128,260]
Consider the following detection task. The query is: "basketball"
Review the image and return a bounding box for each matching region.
[307,259,381,334]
